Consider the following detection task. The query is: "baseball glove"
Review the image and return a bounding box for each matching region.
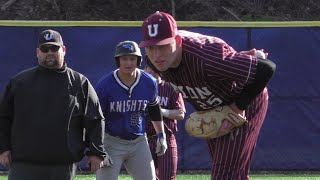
[185,106,247,139]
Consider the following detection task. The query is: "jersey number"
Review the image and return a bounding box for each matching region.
[130,112,142,126]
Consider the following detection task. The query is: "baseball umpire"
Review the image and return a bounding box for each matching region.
[0,29,106,180]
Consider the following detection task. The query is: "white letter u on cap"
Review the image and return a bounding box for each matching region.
[147,24,158,37]
[44,33,54,40]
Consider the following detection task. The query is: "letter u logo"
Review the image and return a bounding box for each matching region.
[147,24,158,37]
[44,33,54,40]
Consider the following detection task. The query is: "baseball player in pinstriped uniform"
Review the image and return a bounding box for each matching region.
[145,65,186,180]
[94,40,167,180]
[139,11,276,180]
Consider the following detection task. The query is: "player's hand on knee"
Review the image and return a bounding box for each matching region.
[155,133,167,156]
[102,153,114,168]
[240,48,269,59]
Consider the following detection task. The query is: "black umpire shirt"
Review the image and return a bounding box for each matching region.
[0,64,106,164]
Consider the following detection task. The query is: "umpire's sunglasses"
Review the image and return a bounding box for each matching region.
[39,45,61,53]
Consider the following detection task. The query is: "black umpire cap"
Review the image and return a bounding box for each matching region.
[38,29,64,47]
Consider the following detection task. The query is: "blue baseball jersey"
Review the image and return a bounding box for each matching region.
[95,69,159,140]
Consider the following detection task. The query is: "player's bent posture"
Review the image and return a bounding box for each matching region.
[0,29,106,180]
[145,65,186,180]
[139,11,276,180]
[95,41,167,180]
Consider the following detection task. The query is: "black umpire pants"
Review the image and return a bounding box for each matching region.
[8,162,77,180]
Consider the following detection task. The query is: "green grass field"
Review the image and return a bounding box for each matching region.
[1,173,320,180]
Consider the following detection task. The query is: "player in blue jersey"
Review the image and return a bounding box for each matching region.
[95,40,167,180]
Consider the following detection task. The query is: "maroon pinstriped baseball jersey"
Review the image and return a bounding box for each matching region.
[146,30,269,180]
[147,30,257,111]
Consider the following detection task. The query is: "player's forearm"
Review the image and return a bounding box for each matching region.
[0,119,12,154]
[235,58,276,110]
[0,139,10,154]
[0,122,11,154]
[84,119,107,158]
[0,84,14,153]
[151,121,165,134]
[161,108,185,120]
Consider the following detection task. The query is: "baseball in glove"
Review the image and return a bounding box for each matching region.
[185,106,247,139]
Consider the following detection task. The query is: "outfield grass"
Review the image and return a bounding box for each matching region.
[74,174,320,180]
[1,174,320,180]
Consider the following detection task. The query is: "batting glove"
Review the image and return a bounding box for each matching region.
[155,133,167,156]
[102,152,114,168]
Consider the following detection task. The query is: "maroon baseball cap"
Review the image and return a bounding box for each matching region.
[139,11,178,48]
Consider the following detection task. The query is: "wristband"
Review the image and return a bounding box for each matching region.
[157,132,164,139]
[161,109,170,118]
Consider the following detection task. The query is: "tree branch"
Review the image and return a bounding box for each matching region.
[222,6,242,21]
[1,0,18,11]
